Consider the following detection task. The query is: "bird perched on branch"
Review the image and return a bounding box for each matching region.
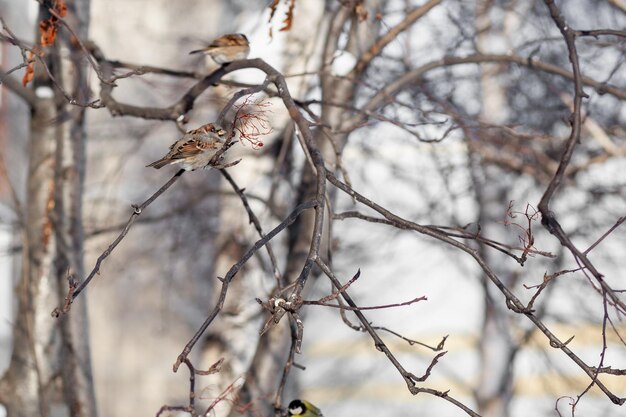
[146,123,227,171]
[189,33,250,64]
[288,399,324,417]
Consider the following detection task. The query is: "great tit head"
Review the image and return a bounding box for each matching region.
[288,399,321,416]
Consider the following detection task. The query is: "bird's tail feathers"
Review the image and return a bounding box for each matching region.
[146,159,170,169]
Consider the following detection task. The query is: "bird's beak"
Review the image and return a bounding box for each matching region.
[189,49,205,55]
[217,129,226,136]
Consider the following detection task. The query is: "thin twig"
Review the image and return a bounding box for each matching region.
[52,169,185,316]
[221,169,283,286]
[315,258,479,416]
[173,200,317,371]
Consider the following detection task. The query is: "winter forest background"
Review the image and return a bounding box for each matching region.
[0,1,625,417]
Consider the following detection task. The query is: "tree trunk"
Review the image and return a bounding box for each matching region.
[230,3,383,416]
[473,2,516,416]
[0,1,97,416]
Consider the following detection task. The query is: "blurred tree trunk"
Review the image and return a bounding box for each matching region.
[473,2,516,416]
[0,1,97,416]
[229,3,383,417]
[219,2,330,415]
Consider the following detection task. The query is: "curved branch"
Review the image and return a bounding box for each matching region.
[173,200,317,371]
[352,52,626,128]
[537,0,626,319]
[325,169,625,405]
[316,258,479,417]
[351,0,442,76]
[89,42,227,121]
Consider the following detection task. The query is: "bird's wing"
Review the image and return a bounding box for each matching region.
[210,38,229,47]
[168,139,217,160]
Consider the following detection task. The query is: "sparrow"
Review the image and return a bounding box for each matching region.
[287,399,324,417]
[146,123,227,171]
[189,33,250,64]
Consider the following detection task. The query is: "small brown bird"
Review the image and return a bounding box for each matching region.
[189,33,250,64]
[147,123,227,171]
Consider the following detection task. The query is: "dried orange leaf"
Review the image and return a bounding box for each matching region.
[22,52,35,86]
[39,17,59,46]
[279,0,296,32]
[268,0,280,22]
[38,0,66,47]
[55,0,67,17]
[22,63,35,86]
[267,0,280,38]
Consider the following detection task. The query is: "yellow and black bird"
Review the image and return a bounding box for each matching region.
[288,399,323,417]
